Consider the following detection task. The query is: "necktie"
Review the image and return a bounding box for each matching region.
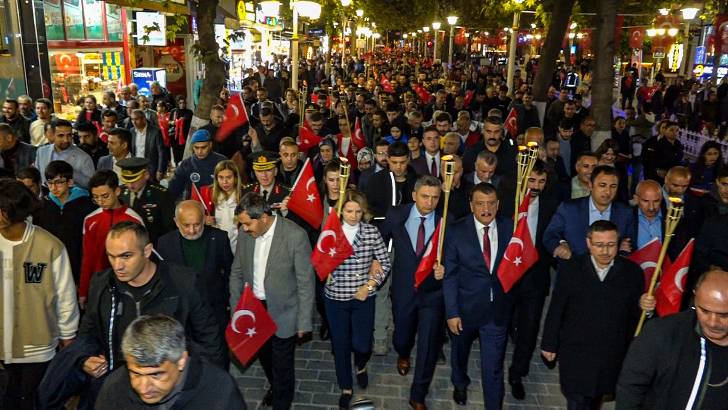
[430,157,437,177]
[262,190,268,201]
[482,225,491,271]
[415,217,426,255]
[129,192,136,208]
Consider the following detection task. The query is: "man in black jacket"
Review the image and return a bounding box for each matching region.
[1,99,31,143]
[541,221,644,409]
[156,200,233,339]
[617,269,728,409]
[96,314,246,409]
[72,221,224,406]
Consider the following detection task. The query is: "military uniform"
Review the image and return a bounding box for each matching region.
[242,151,291,215]
[118,157,175,244]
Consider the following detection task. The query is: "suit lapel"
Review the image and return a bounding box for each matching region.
[493,218,509,274]
[465,217,488,272]
[264,217,284,278]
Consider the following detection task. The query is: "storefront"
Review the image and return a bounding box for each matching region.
[43,0,127,117]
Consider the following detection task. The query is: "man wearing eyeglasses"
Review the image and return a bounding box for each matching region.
[541,220,644,409]
[78,170,143,309]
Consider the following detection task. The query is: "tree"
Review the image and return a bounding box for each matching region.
[531,0,576,101]
[191,0,225,129]
[589,0,619,149]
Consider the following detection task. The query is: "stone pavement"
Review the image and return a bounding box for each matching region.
[232,297,617,410]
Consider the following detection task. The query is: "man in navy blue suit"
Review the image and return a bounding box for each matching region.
[543,165,635,260]
[443,182,514,409]
[379,175,443,410]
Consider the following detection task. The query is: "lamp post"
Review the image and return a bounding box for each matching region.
[506,0,524,97]
[447,15,458,67]
[432,21,441,62]
[679,7,700,76]
[291,1,322,90]
[423,26,430,59]
[339,0,351,70]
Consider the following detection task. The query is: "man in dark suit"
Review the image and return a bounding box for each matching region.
[443,182,514,408]
[156,201,233,350]
[130,109,168,182]
[630,179,664,252]
[436,155,473,220]
[541,221,644,409]
[410,127,441,177]
[497,160,559,400]
[379,175,443,409]
[229,193,314,409]
[364,141,418,221]
[544,165,635,259]
[464,150,501,188]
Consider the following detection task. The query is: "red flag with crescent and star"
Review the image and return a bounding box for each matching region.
[497,193,538,293]
[414,220,442,289]
[627,237,667,291]
[655,239,694,317]
[505,107,519,139]
[298,124,322,153]
[380,75,395,93]
[311,210,354,281]
[413,83,432,104]
[463,90,474,108]
[352,116,367,150]
[628,28,644,49]
[287,158,323,228]
[216,93,249,142]
[226,284,277,366]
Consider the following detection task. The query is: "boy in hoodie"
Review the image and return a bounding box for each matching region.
[78,170,143,308]
[34,160,97,285]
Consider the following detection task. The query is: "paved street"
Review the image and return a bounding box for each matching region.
[231,296,618,409]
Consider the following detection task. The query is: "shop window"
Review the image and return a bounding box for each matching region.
[63,0,85,40]
[106,4,122,41]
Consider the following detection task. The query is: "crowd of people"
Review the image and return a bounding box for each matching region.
[1,50,727,410]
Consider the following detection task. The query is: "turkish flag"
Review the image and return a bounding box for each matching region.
[287,158,323,228]
[505,107,519,138]
[226,284,277,366]
[158,114,171,147]
[627,237,666,291]
[298,125,322,153]
[655,239,694,317]
[380,75,395,93]
[174,117,186,145]
[463,90,474,108]
[497,193,539,293]
[413,84,432,104]
[216,93,249,142]
[628,28,644,49]
[414,221,442,289]
[311,211,354,281]
[352,117,367,150]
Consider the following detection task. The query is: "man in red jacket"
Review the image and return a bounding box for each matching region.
[79,170,143,307]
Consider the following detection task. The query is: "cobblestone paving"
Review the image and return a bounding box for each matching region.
[232,297,617,410]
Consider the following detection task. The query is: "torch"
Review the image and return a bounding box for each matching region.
[634,197,684,336]
[513,142,539,232]
[436,155,455,264]
[336,157,351,216]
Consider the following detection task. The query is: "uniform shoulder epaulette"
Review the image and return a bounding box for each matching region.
[151,184,167,192]
[242,183,256,190]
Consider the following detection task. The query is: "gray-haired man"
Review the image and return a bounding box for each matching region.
[96,314,246,409]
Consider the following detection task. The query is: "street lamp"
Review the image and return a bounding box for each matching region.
[259,1,281,16]
[447,15,458,67]
[340,0,351,7]
[507,0,525,97]
[355,9,363,17]
[432,21,441,62]
[291,1,322,90]
[679,7,700,76]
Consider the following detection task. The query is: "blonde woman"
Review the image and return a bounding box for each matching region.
[192,160,241,250]
[323,189,391,409]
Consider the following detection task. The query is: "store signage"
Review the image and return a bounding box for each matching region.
[653,47,665,59]
[136,12,167,46]
[694,46,706,65]
[132,68,167,96]
[308,28,324,36]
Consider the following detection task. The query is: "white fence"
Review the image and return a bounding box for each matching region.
[678,128,728,161]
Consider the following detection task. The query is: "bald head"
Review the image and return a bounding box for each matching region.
[174,200,205,240]
[524,127,544,146]
[694,270,728,346]
[634,180,662,219]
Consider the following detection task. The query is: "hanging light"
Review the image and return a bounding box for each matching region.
[568,32,575,39]
[646,28,657,37]
[681,7,699,20]
[259,1,281,16]
[667,27,679,37]
[570,22,577,30]
[432,22,441,30]
[403,33,408,39]
[447,16,458,25]
[293,1,321,19]
[423,26,430,32]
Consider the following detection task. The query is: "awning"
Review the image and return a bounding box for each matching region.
[106,0,190,15]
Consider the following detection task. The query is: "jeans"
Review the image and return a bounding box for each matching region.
[325,296,376,390]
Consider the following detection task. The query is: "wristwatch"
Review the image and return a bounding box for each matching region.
[366,284,375,292]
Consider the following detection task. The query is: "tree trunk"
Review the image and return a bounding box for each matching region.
[532,0,575,102]
[184,0,226,159]
[590,0,618,150]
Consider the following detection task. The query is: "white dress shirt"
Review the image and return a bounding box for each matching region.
[591,256,614,282]
[474,216,498,272]
[425,152,440,176]
[527,196,539,244]
[342,222,359,245]
[134,127,147,158]
[253,216,278,300]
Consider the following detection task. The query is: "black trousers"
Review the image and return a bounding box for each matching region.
[0,361,49,410]
[258,335,296,410]
[566,393,603,410]
[509,287,547,380]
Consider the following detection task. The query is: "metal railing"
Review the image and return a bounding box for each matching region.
[678,128,728,161]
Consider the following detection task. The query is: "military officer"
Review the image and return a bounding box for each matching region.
[118,157,175,245]
[242,151,291,215]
